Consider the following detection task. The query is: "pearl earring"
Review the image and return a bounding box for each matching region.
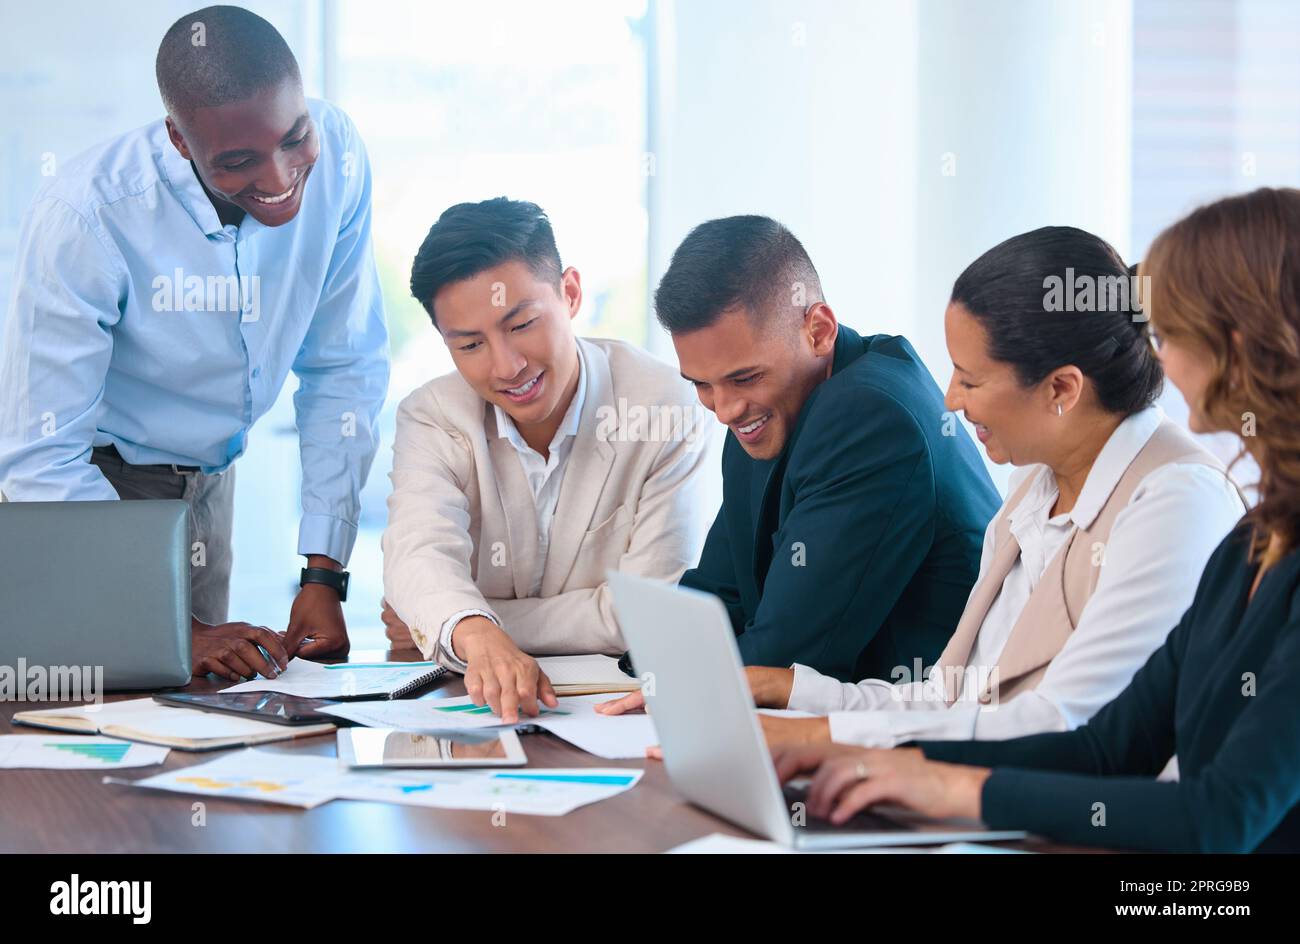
[1056,404,1063,417]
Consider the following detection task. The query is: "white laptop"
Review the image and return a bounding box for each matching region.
[607,571,1028,850]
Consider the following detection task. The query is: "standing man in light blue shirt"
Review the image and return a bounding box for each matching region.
[0,6,389,680]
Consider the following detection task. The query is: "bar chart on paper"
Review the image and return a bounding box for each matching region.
[0,735,169,769]
[47,741,131,763]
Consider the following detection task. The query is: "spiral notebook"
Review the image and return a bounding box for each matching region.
[221,658,447,701]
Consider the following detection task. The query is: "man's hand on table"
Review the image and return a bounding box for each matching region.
[190,618,289,681]
[284,555,351,659]
[380,599,420,651]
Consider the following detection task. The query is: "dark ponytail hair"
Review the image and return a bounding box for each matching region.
[950,226,1163,416]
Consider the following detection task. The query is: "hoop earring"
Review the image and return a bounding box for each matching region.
[1056,404,1063,417]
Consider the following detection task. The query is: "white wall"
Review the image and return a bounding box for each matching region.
[914,0,1133,491]
[650,0,1133,493]
[647,0,920,357]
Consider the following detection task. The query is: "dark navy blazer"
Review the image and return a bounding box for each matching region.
[680,325,999,682]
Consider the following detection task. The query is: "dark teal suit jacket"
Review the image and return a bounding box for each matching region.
[680,325,999,682]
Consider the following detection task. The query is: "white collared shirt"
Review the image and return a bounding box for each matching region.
[436,345,588,670]
[786,406,1246,747]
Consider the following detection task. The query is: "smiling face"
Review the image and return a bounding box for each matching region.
[944,301,1058,466]
[434,259,582,440]
[165,78,318,227]
[673,304,837,460]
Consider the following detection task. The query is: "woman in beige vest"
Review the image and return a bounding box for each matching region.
[755,226,1244,748]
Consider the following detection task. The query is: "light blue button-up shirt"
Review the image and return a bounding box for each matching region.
[0,99,389,564]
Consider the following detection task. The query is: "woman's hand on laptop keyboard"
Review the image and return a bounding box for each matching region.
[771,743,992,825]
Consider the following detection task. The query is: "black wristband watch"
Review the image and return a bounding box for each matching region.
[300,567,350,602]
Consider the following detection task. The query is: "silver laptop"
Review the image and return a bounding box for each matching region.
[608,571,1028,850]
[0,500,191,691]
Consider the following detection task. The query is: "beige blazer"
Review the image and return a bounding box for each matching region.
[935,419,1231,705]
[382,337,713,667]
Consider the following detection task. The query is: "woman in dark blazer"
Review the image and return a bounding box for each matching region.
[772,187,1300,853]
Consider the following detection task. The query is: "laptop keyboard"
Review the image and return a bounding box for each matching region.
[782,785,906,834]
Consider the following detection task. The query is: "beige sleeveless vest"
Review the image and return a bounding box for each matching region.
[935,419,1230,706]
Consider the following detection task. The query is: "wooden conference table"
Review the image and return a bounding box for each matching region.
[0,650,1091,853]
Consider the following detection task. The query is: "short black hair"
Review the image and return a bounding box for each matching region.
[654,215,822,334]
[156,6,301,118]
[951,225,1163,416]
[409,198,563,327]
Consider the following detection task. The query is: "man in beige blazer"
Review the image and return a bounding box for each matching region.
[382,198,713,721]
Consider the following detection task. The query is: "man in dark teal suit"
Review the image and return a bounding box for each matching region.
[613,215,997,692]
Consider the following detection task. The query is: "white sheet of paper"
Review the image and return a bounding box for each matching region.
[319,694,573,731]
[127,748,343,808]
[334,766,644,816]
[528,694,658,759]
[0,734,168,769]
[126,748,643,816]
[222,658,443,699]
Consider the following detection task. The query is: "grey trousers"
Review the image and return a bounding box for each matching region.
[90,446,235,625]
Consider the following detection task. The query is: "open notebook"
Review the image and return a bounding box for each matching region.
[536,655,641,695]
[12,698,335,751]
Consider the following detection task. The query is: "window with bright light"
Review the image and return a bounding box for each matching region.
[229,0,651,646]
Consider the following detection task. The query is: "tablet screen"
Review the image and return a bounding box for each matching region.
[339,728,526,767]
